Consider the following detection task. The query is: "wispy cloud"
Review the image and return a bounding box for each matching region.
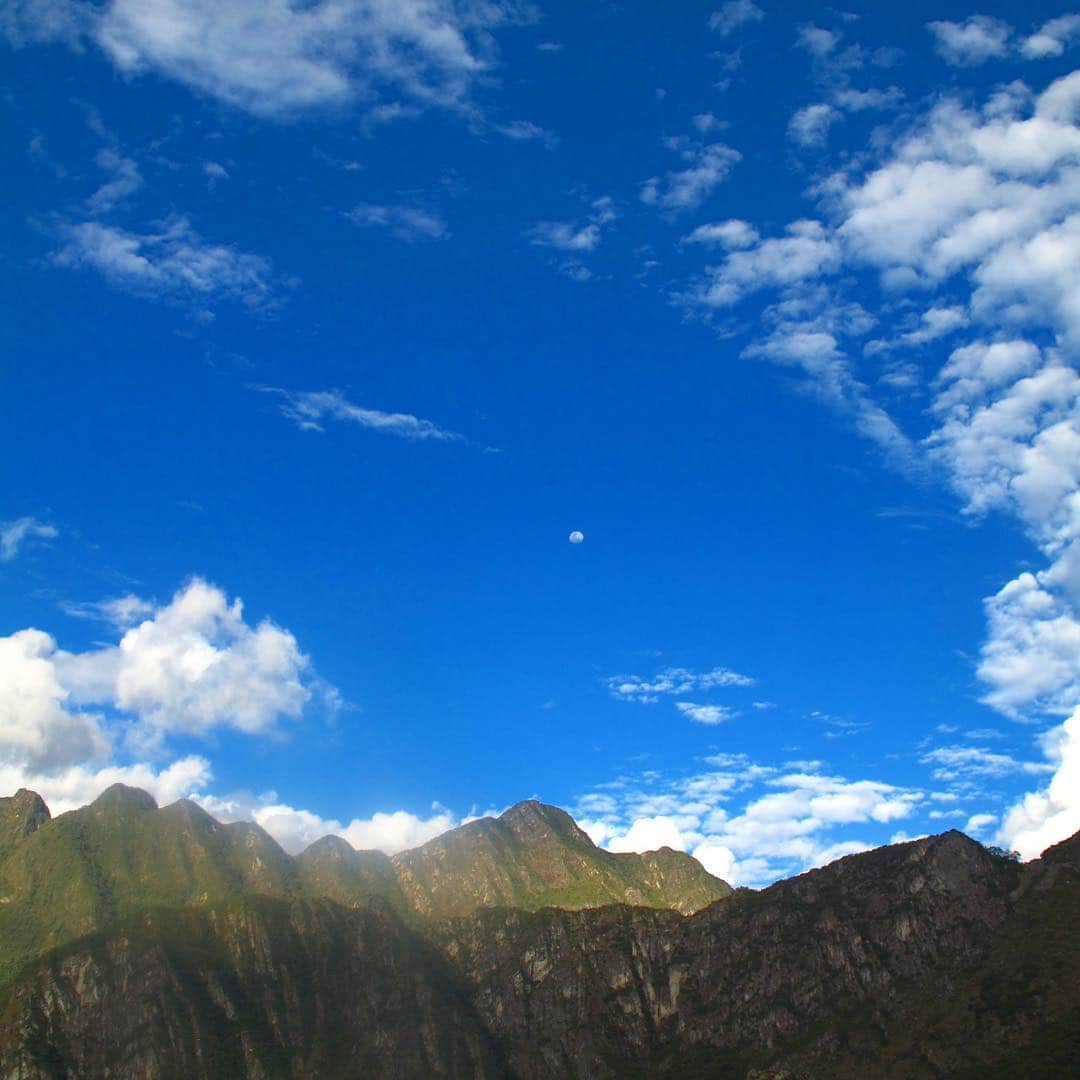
[86,147,142,214]
[708,1,764,37]
[53,217,279,311]
[5,0,527,119]
[641,138,741,212]
[0,517,58,562]
[528,196,617,253]
[346,203,448,243]
[606,665,754,703]
[258,387,463,443]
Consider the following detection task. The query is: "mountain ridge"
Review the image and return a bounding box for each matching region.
[0,785,1076,1077]
[0,785,730,990]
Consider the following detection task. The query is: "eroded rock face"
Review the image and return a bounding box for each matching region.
[0,898,504,1080]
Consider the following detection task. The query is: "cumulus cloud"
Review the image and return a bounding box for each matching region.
[681,219,759,249]
[258,386,463,442]
[0,753,212,817]
[53,217,278,310]
[5,0,523,118]
[606,666,754,703]
[999,708,1080,857]
[578,761,923,887]
[689,221,840,308]
[0,517,57,561]
[198,789,458,854]
[0,629,110,772]
[928,16,1012,66]
[0,579,335,826]
[346,203,448,242]
[1022,15,1080,59]
[52,579,314,749]
[641,139,741,213]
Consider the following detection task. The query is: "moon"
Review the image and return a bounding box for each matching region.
[569,531,585,544]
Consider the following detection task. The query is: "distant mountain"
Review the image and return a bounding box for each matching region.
[0,786,1077,1078]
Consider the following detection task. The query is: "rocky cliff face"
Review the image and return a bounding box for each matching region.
[0,788,1077,1078]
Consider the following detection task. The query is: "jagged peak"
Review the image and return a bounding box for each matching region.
[89,784,158,814]
[0,788,51,842]
[499,800,593,845]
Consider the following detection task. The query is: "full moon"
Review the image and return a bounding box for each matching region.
[569,531,585,544]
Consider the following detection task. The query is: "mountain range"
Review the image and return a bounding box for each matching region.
[0,785,1076,1077]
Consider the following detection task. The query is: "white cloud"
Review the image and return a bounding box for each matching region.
[797,25,839,59]
[708,1,763,37]
[965,811,997,833]
[868,304,969,352]
[928,16,1012,66]
[197,790,458,854]
[87,148,142,214]
[52,579,314,750]
[998,708,1080,857]
[63,594,157,628]
[789,103,838,148]
[577,760,923,888]
[606,665,754,703]
[528,197,616,255]
[53,217,277,309]
[1022,15,1080,59]
[0,0,88,46]
[258,386,462,442]
[0,754,212,817]
[681,219,759,249]
[831,86,904,112]
[0,629,110,772]
[0,517,57,561]
[607,814,697,854]
[689,220,839,308]
[528,221,599,251]
[919,743,1052,781]
[675,702,736,725]
[978,570,1080,717]
[6,0,523,118]
[346,202,448,242]
[641,140,741,213]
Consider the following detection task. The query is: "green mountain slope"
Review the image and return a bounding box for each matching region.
[0,787,728,991]
[392,800,731,918]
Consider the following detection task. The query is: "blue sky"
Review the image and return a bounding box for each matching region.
[3,0,1080,886]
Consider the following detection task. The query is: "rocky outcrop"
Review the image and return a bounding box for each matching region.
[0,790,49,854]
